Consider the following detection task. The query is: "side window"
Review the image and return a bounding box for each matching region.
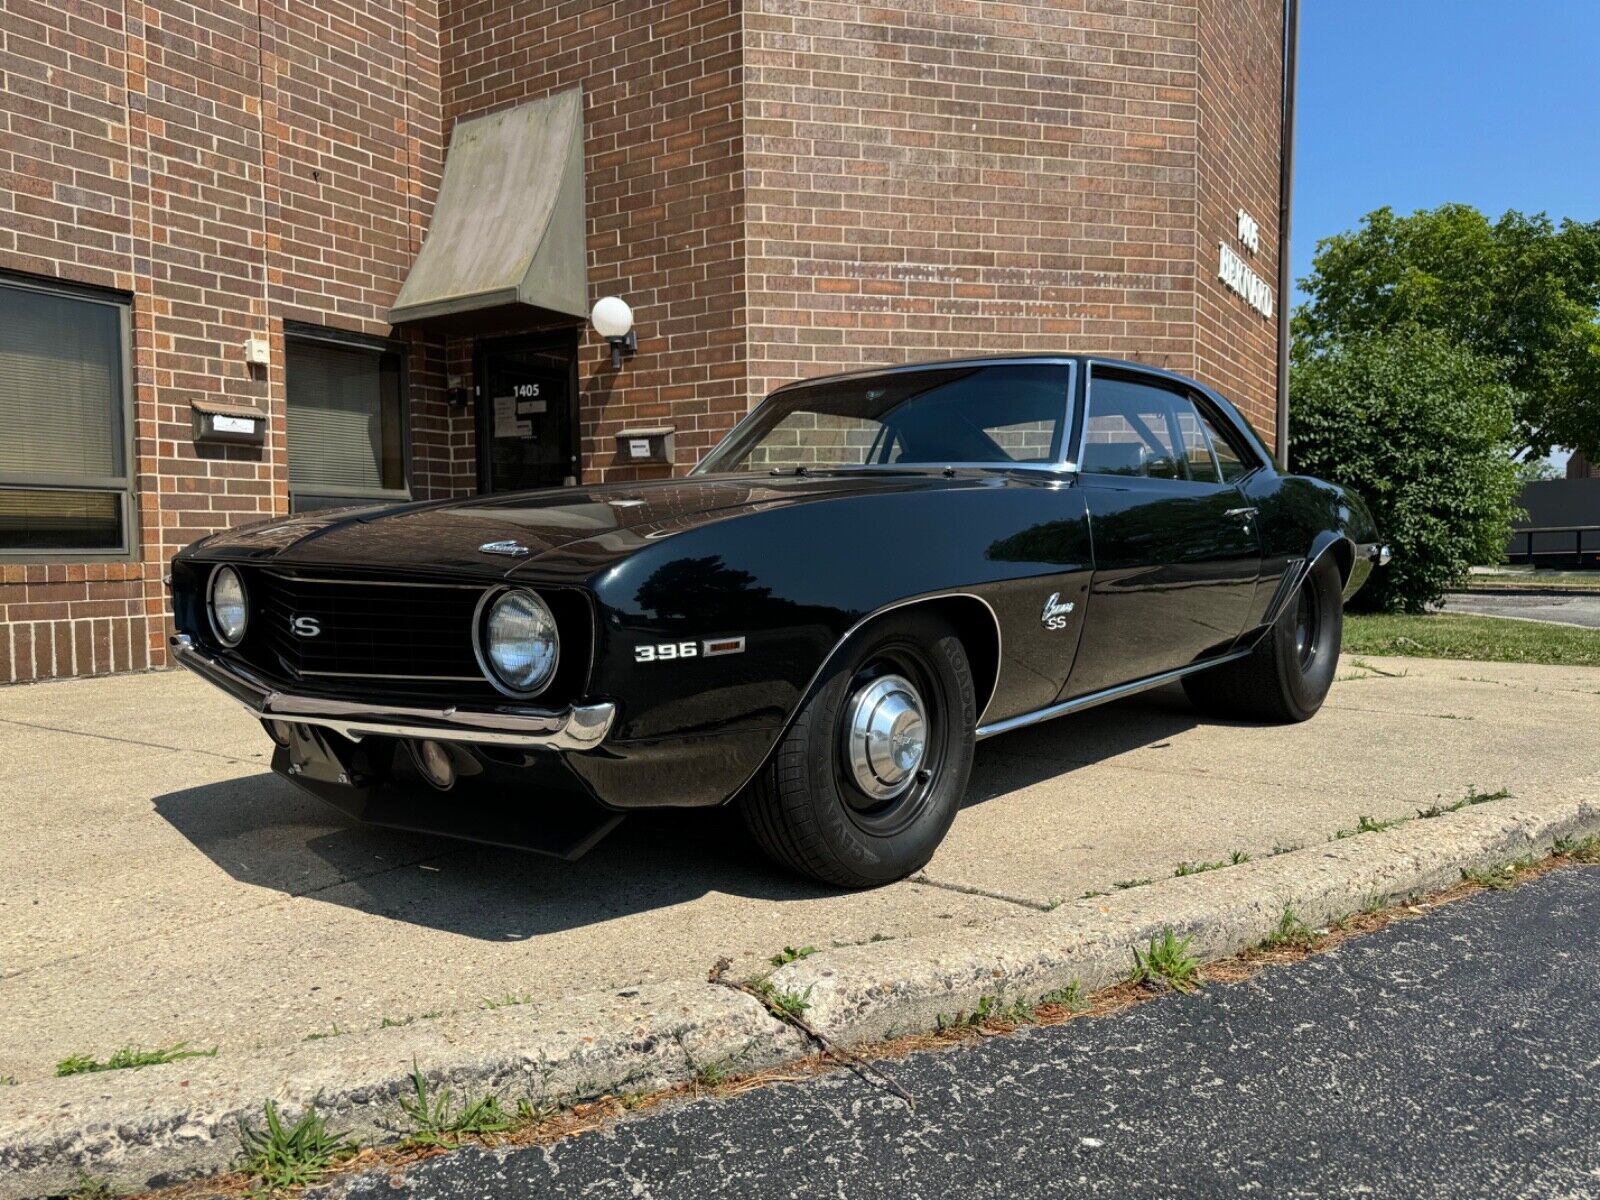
[1080,376,1186,479]
[1171,399,1221,484]
[1194,403,1252,482]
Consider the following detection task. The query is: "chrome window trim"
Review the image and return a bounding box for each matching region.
[1077,359,1269,480]
[694,359,1079,475]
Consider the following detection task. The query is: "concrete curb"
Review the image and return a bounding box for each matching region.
[769,792,1600,1043]
[1456,585,1600,598]
[0,982,809,1199]
[3,792,1597,1198]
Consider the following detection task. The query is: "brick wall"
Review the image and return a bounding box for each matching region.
[0,0,445,684]
[1193,0,1283,439]
[2,0,1285,685]
[440,0,747,479]
[742,0,1282,439]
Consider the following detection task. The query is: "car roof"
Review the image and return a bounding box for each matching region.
[768,353,1200,393]
[766,354,1275,469]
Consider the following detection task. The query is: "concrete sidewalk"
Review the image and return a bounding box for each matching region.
[1,654,1596,1083]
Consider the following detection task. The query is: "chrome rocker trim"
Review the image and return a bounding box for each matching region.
[975,648,1253,740]
[170,634,616,752]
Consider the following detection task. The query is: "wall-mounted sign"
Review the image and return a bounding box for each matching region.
[615,426,675,466]
[191,399,267,447]
[1219,206,1273,318]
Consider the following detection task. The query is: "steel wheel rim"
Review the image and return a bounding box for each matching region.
[836,648,945,837]
[1294,582,1320,670]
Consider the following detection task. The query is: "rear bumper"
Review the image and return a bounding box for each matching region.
[169,634,616,752]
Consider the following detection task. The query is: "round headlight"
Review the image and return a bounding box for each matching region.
[478,588,559,696]
[208,566,248,647]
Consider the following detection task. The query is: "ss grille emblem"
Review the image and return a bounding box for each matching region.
[290,614,322,639]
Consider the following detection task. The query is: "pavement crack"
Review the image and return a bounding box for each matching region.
[909,873,1057,911]
[0,715,263,768]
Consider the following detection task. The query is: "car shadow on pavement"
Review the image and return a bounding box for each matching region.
[151,687,1215,941]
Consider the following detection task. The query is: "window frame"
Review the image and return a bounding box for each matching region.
[694,358,1079,476]
[1077,362,1267,486]
[0,273,138,563]
[283,323,412,513]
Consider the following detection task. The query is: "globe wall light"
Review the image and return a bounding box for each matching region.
[590,296,637,369]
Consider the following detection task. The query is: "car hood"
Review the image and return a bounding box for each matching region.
[182,472,973,578]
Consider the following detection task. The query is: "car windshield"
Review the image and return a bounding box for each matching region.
[695,363,1070,474]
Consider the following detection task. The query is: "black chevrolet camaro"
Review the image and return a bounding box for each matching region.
[170,356,1386,887]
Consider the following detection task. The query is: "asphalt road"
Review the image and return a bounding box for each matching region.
[1443,590,1600,628]
[317,866,1600,1200]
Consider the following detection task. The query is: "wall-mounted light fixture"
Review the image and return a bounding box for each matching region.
[590,296,636,369]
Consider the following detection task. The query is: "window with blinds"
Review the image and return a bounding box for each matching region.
[285,336,407,509]
[0,278,132,556]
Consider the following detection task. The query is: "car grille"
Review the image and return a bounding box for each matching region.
[246,571,486,686]
[222,568,590,707]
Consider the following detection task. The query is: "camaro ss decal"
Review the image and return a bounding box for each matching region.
[290,615,322,638]
[1041,593,1075,630]
[634,636,746,663]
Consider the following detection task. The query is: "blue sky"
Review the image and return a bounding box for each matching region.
[1293,0,1600,297]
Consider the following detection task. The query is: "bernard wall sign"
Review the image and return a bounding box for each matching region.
[1219,207,1274,318]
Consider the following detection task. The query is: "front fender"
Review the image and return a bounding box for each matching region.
[549,477,1094,806]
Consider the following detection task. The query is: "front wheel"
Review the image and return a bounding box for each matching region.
[1182,552,1344,723]
[740,611,976,888]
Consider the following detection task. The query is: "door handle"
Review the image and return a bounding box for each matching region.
[1224,506,1258,519]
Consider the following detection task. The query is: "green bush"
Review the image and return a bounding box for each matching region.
[1291,326,1520,613]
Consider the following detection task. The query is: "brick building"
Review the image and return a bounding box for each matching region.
[0,0,1296,684]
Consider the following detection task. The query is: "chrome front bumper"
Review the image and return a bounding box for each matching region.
[170,634,616,752]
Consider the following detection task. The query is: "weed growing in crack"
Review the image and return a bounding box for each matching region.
[482,993,535,1011]
[748,978,814,1019]
[55,1044,216,1077]
[1418,786,1512,819]
[398,1062,513,1147]
[768,945,818,967]
[63,1169,116,1199]
[1129,928,1201,993]
[236,1101,353,1193]
[1037,981,1088,1013]
[1262,905,1318,950]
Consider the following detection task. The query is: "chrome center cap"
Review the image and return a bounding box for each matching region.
[845,674,928,800]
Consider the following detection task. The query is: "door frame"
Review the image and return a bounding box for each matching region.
[473,327,582,493]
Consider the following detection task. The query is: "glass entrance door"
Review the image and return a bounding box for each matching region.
[475,332,579,493]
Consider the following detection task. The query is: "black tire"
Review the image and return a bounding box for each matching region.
[1182,553,1344,723]
[740,611,977,888]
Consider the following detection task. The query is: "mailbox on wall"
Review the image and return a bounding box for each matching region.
[614,426,674,467]
[191,399,268,447]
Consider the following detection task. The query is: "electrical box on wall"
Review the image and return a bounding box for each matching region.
[192,399,267,447]
[614,426,674,466]
[243,336,271,366]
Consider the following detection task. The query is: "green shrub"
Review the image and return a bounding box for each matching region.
[1291,326,1521,612]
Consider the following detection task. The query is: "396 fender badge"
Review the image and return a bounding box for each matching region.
[479,540,531,558]
[1042,592,1075,630]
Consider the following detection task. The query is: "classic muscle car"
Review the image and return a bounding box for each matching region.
[170,356,1387,887]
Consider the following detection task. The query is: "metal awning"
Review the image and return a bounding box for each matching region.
[388,88,587,330]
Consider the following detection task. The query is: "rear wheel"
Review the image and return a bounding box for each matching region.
[1182,552,1343,723]
[740,611,976,888]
